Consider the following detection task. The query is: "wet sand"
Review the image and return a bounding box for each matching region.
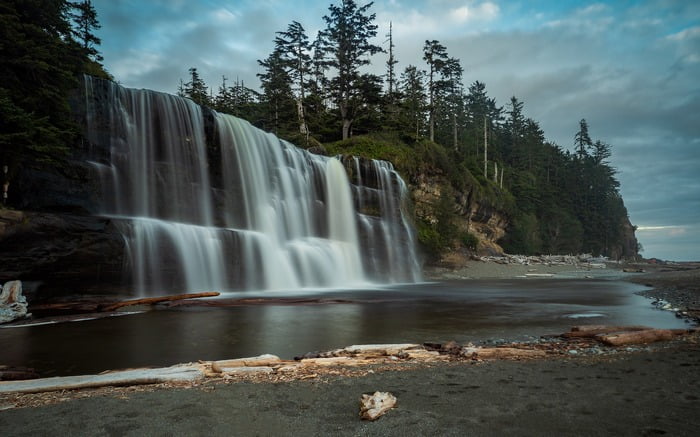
[2,261,699,436]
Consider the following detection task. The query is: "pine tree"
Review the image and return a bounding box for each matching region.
[574,118,592,159]
[257,49,295,135]
[1,0,86,186]
[318,0,383,139]
[69,0,102,62]
[182,68,210,106]
[399,65,427,138]
[422,40,448,142]
[275,21,312,141]
[385,22,398,97]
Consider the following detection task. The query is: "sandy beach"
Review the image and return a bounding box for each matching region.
[1,340,698,436]
[1,259,699,436]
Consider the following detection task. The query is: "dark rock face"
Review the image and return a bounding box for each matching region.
[609,216,640,261]
[13,163,101,215]
[0,212,127,301]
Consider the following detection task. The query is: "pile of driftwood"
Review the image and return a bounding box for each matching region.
[477,254,605,268]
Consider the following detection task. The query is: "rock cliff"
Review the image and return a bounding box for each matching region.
[410,174,508,259]
[0,210,127,301]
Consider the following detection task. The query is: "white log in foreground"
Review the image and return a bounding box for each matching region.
[359,391,397,421]
[0,364,205,394]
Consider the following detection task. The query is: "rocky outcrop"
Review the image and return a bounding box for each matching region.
[0,211,127,301]
[411,174,508,256]
[610,216,640,260]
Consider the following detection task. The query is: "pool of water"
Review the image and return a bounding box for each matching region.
[0,279,688,376]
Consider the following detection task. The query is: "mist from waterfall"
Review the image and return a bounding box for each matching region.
[82,77,421,295]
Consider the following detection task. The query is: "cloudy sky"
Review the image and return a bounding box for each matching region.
[93,0,700,261]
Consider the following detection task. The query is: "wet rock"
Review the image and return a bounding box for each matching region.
[0,212,127,300]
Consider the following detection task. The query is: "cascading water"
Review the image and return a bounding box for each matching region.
[81,76,421,295]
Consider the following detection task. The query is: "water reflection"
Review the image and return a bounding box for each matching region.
[0,279,688,376]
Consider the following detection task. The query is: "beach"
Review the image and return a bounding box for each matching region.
[1,339,698,436]
[1,260,699,436]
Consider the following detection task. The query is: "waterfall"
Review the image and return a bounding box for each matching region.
[81,77,421,295]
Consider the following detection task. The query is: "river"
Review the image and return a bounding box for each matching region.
[0,278,687,377]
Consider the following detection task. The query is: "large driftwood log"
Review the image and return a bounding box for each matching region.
[210,354,281,372]
[0,364,205,394]
[597,329,675,346]
[359,391,397,421]
[563,325,651,338]
[461,347,546,360]
[101,292,220,312]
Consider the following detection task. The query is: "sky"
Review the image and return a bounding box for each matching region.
[92,0,700,261]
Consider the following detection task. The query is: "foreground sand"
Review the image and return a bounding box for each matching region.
[1,341,698,436]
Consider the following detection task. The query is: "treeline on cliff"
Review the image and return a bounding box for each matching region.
[175,1,636,259]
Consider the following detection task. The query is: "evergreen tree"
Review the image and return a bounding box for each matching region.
[434,57,463,150]
[464,81,501,162]
[574,118,592,159]
[504,96,525,168]
[318,0,383,139]
[69,0,102,62]
[182,67,210,106]
[422,40,448,142]
[257,49,295,135]
[385,21,398,97]
[275,21,312,141]
[1,0,89,191]
[399,65,427,138]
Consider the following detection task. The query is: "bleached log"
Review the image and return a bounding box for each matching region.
[0,364,205,394]
[461,347,546,360]
[216,366,274,375]
[210,354,281,372]
[359,391,397,421]
[597,329,675,346]
[101,292,220,312]
[403,349,445,361]
[338,344,420,357]
[563,325,651,338]
[301,357,374,367]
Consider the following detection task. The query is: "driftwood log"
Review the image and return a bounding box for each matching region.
[597,329,675,346]
[461,347,546,360]
[561,325,696,346]
[563,325,651,338]
[101,292,220,312]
